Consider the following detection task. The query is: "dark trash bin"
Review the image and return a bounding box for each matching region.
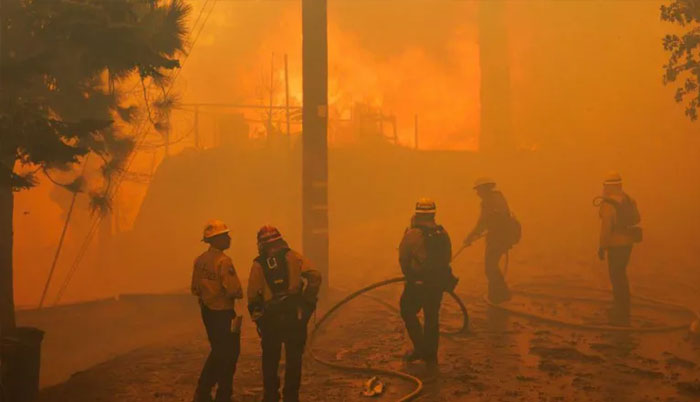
[1,327,44,402]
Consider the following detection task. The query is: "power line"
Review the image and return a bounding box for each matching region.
[53,0,219,305]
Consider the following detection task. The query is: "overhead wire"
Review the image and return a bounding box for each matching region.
[52,0,218,305]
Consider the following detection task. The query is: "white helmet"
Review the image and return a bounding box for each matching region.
[202,219,230,240]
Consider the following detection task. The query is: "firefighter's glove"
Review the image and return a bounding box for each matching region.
[598,247,606,261]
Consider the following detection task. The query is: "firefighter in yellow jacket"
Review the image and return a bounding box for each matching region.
[248,226,322,402]
[597,171,640,325]
[191,219,243,402]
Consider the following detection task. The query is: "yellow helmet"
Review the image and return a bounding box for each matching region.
[473,177,496,189]
[202,219,230,240]
[415,197,437,214]
[603,171,622,185]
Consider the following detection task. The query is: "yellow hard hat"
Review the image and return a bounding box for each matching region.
[415,197,436,214]
[202,219,230,240]
[603,171,622,185]
[473,177,496,189]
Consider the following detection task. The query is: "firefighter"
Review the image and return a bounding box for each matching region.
[463,178,519,304]
[191,219,243,402]
[399,198,457,371]
[597,171,641,325]
[247,226,322,402]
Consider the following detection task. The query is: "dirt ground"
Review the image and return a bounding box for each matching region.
[33,274,700,402]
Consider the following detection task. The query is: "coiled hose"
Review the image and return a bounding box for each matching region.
[308,277,470,401]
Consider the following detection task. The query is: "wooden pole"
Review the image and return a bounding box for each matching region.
[268,53,275,138]
[194,105,200,148]
[284,54,292,140]
[414,114,418,150]
[302,0,329,294]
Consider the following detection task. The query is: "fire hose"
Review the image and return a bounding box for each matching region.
[308,277,470,401]
[307,239,478,401]
[307,240,699,401]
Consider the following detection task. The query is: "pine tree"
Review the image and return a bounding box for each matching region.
[661,0,700,120]
[0,0,190,332]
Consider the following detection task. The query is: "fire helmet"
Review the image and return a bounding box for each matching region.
[202,219,230,240]
[603,171,623,185]
[415,197,437,214]
[257,225,283,245]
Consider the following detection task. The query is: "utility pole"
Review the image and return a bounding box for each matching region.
[302,0,329,294]
[284,54,292,141]
[478,0,512,153]
[414,114,419,150]
[268,53,275,138]
[194,105,200,148]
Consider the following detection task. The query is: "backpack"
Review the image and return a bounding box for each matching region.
[255,249,291,296]
[505,214,522,248]
[417,225,458,291]
[598,193,643,242]
[421,226,451,268]
[612,194,641,228]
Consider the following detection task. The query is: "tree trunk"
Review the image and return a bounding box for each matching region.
[0,162,16,335]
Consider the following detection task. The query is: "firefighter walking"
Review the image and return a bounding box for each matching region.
[596,171,642,325]
[463,178,520,304]
[399,198,458,371]
[248,226,322,402]
[191,220,244,402]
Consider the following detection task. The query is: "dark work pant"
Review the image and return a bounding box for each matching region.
[485,243,511,303]
[197,306,240,402]
[400,283,444,363]
[260,312,308,402]
[607,246,633,317]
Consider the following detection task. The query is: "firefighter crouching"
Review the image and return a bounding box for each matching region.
[399,198,458,371]
[191,220,244,402]
[247,226,322,402]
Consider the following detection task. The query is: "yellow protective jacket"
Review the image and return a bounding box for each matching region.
[191,247,243,310]
[247,249,321,318]
[599,194,635,248]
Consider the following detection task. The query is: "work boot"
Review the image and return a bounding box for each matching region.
[403,350,424,363]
